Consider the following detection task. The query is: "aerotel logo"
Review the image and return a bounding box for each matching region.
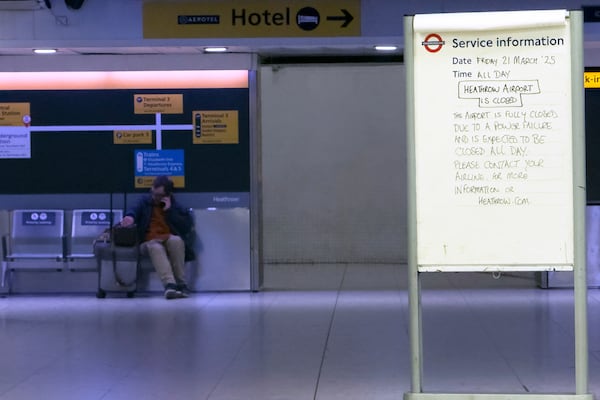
[178,15,220,24]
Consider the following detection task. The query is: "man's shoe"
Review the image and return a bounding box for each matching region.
[176,283,191,298]
[164,283,184,300]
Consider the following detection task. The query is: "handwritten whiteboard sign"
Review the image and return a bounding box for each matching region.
[412,10,574,271]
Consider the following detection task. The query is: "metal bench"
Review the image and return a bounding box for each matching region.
[1,209,66,288]
[67,209,122,262]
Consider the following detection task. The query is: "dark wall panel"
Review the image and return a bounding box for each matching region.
[0,88,249,194]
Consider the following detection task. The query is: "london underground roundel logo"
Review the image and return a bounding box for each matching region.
[422,33,445,53]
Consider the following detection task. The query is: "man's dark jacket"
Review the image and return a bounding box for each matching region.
[126,194,196,261]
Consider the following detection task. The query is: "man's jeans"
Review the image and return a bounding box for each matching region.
[140,235,186,286]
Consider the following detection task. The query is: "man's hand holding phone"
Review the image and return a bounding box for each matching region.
[161,196,172,211]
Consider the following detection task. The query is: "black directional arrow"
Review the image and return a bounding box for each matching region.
[326,9,354,28]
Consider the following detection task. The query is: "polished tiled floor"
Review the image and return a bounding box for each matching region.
[0,265,599,399]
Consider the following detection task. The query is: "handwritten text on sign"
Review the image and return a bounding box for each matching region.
[449,52,567,208]
[413,10,573,267]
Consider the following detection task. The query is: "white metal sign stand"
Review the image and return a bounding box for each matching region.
[405,9,591,400]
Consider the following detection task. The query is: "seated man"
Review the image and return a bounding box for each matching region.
[121,175,193,299]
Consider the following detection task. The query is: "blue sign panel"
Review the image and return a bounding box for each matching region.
[81,211,111,226]
[22,211,56,225]
[134,149,185,188]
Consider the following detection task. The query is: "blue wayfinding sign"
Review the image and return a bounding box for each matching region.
[134,149,185,188]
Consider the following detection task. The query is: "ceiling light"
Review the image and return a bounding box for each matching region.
[374,45,398,52]
[204,47,228,53]
[33,49,57,54]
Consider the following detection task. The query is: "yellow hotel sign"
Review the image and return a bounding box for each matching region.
[143,0,360,38]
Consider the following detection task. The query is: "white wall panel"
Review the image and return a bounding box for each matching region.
[260,64,406,263]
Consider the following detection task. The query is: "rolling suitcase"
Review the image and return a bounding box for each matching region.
[93,194,140,298]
